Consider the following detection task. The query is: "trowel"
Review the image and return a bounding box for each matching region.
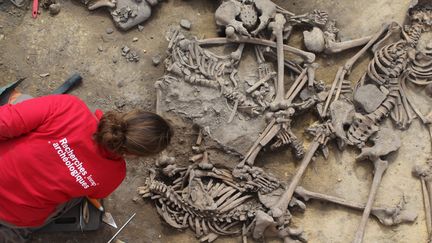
[0,78,25,105]
[102,212,118,229]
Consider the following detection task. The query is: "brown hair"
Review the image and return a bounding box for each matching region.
[94,110,173,157]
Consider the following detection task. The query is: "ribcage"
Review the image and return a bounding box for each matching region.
[366,41,407,86]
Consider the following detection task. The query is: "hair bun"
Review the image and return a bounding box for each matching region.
[94,112,128,154]
[94,110,173,157]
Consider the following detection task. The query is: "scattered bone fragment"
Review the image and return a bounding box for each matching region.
[306,62,319,87]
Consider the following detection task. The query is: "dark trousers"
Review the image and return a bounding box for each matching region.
[0,198,83,243]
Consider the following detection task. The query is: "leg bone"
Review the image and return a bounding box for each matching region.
[246,124,281,165]
[269,14,288,111]
[270,141,320,218]
[246,72,276,94]
[197,37,315,64]
[295,186,417,226]
[353,158,388,243]
[413,160,432,236]
[239,118,276,167]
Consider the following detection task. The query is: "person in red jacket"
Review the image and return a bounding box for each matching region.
[0,93,172,242]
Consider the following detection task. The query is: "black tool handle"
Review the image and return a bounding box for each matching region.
[52,73,82,94]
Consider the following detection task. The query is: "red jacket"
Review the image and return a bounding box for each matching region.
[0,95,126,227]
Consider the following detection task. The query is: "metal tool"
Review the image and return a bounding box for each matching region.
[102,212,118,229]
[107,213,136,243]
[0,78,25,105]
[51,73,83,94]
[32,0,38,18]
[87,197,104,212]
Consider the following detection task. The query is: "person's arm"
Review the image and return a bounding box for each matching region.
[0,95,55,141]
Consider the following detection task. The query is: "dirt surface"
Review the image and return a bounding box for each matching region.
[0,0,431,242]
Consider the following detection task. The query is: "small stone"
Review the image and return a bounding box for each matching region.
[116,80,124,88]
[137,25,144,31]
[106,27,114,34]
[97,46,103,52]
[180,19,192,30]
[143,49,147,53]
[49,3,61,15]
[112,57,118,64]
[337,178,342,182]
[121,46,130,56]
[354,84,386,113]
[132,196,140,203]
[122,47,140,62]
[115,99,126,108]
[0,34,4,41]
[132,37,138,42]
[39,73,50,77]
[152,53,162,66]
[101,34,115,43]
